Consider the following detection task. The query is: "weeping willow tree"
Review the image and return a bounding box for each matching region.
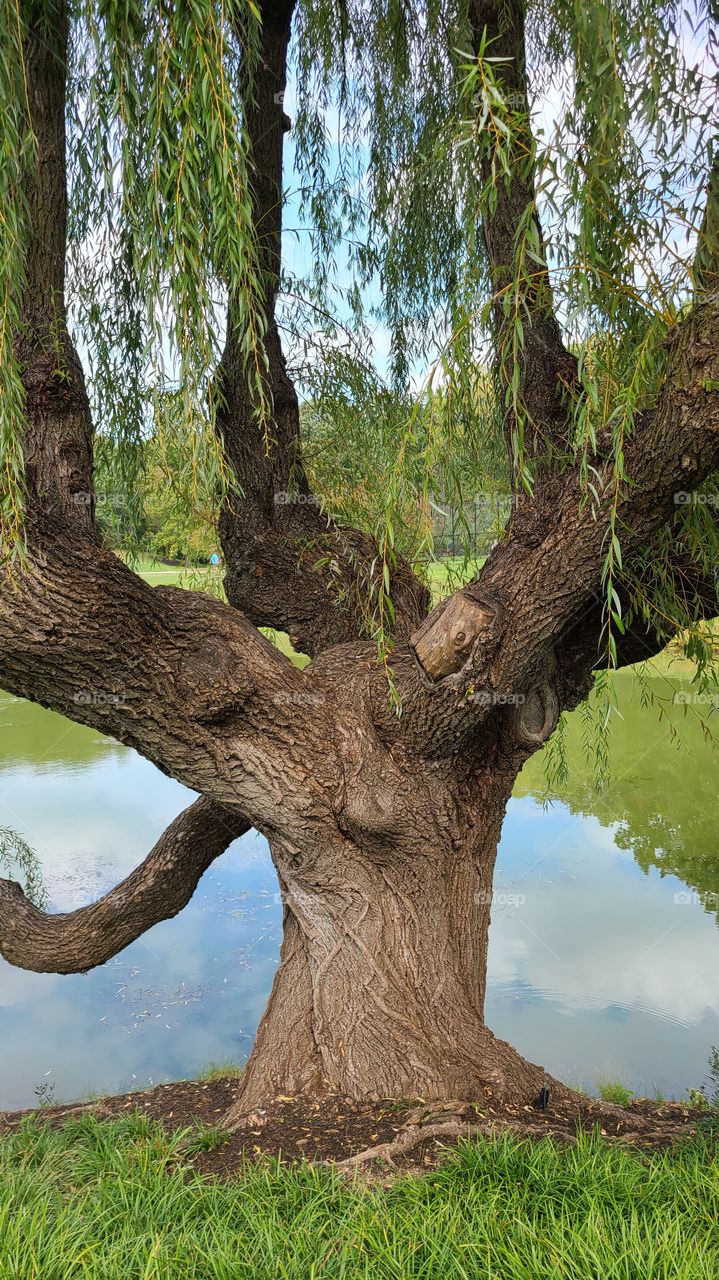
[0,0,718,1125]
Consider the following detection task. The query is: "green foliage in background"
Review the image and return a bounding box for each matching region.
[94,391,222,563]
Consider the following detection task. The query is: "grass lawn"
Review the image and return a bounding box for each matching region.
[128,555,218,590]
[131,554,485,601]
[0,1113,716,1278]
[424,555,486,601]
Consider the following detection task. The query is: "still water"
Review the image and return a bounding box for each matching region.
[0,672,718,1110]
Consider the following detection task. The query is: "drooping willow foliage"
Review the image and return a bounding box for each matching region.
[286,0,719,745]
[66,0,273,520]
[0,825,46,906]
[1,0,717,701]
[0,0,270,554]
[289,1,716,371]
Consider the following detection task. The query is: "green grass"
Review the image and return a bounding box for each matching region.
[0,1113,717,1278]
[424,555,486,602]
[182,1123,232,1154]
[131,553,484,604]
[596,1081,636,1106]
[131,555,216,590]
[130,554,484,602]
[196,1061,244,1083]
[129,555,483,670]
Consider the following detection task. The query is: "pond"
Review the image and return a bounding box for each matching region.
[1,671,718,1110]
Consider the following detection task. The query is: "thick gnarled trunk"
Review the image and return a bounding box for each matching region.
[225,769,558,1125]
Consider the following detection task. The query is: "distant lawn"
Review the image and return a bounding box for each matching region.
[130,554,484,668]
[126,555,216,590]
[130,554,484,600]
[0,1113,716,1279]
[424,556,486,601]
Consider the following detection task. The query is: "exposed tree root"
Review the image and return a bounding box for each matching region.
[332,1120,577,1171]
[330,1097,696,1173]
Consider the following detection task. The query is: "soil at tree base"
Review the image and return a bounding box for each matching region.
[0,1078,715,1180]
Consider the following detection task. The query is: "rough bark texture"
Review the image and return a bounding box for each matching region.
[1,0,719,1127]
[469,0,579,466]
[227,759,566,1122]
[17,1,95,537]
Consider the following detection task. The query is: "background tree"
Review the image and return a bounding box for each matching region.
[300,363,509,566]
[94,394,223,562]
[0,0,717,1127]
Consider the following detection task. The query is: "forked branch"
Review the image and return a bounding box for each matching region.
[402,292,719,754]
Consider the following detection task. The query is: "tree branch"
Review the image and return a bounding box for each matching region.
[695,148,719,296]
[216,0,428,655]
[556,528,719,695]
[0,797,248,974]
[0,533,331,835]
[399,292,719,755]
[1,2,336,843]
[18,0,95,537]
[468,0,578,471]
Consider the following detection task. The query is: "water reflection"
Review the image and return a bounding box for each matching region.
[519,674,719,919]
[487,671,719,1099]
[0,673,718,1109]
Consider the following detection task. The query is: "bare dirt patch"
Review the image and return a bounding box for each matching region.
[1,1078,715,1179]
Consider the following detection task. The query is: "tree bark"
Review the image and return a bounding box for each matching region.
[18,0,95,537]
[469,0,579,469]
[224,743,567,1123]
[216,0,428,657]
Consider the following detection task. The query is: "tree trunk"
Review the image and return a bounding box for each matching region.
[225,763,559,1125]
